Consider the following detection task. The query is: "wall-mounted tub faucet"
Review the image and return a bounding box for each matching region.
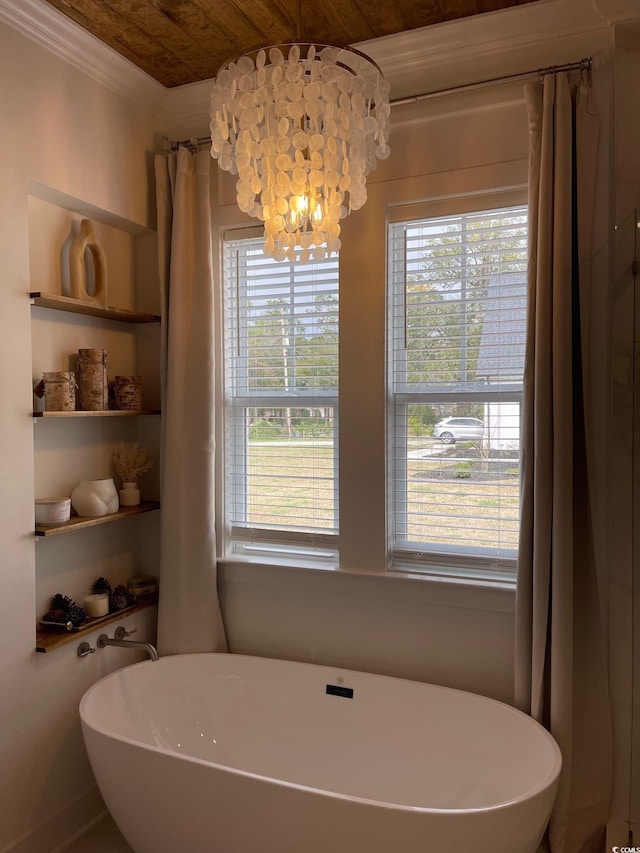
[97,627,159,662]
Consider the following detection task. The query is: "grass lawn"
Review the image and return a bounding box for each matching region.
[247,442,336,531]
[246,440,520,550]
[403,457,520,550]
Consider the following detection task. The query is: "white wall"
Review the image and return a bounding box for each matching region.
[0,20,161,853]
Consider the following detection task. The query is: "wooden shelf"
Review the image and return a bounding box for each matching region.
[30,292,160,324]
[33,410,160,418]
[36,596,158,653]
[35,501,160,537]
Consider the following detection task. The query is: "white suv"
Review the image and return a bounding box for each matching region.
[433,417,484,444]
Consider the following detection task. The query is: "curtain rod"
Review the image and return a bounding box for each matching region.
[391,56,591,107]
[168,56,592,151]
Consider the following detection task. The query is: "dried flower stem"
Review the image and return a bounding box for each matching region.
[111,441,153,484]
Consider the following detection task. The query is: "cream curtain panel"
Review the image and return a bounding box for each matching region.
[515,73,611,852]
[154,147,227,656]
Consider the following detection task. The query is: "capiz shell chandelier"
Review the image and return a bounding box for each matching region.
[209,43,391,263]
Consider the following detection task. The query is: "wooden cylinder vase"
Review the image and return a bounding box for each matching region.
[114,375,142,411]
[77,348,108,411]
[42,371,76,412]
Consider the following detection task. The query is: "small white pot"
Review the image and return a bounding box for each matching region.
[83,593,109,617]
[71,478,119,517]
[119,482,141,506]
[35,497,71,525]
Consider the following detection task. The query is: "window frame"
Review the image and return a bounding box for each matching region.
[386,192,529,582]
[215,159,530,597]
[220,229,340,561]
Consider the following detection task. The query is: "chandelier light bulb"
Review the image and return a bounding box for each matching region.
[209,43,391,263]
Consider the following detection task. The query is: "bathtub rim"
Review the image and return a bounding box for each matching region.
[79,651,562,817]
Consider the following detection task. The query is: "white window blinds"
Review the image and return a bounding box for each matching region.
[389,204,528,576]
[223,235,339,555]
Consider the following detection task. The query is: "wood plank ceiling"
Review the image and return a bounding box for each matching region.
[42,0,539,88]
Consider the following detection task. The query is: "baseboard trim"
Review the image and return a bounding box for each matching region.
[1,786,106,853]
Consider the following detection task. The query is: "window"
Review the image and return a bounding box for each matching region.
[222,234,339,559]
[221,197,527,581]
[388,203,528,578]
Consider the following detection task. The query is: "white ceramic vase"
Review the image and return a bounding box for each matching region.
[71,478,119,517]
[119,482,141,507]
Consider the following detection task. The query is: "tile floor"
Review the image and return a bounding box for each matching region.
[64,816,134,853]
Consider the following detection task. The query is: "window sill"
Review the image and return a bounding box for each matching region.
[390,559,516,588]
[217,556,515,614]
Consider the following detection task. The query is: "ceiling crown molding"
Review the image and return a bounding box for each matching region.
[358,0,618,99]
[162,79,213,139]
[591,0,640,24]
[0,0,166,116]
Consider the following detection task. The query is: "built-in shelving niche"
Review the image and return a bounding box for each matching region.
[29,184,161,655]
[36,595,159,653]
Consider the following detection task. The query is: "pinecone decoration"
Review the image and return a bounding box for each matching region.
[93,577,111,594]
[51,593,74,612]
[44,594,86,627]
[109,584,130,612]
[67,605,87,627]
[43,608,70,624]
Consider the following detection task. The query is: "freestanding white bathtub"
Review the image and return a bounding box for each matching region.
[80,653,561,853]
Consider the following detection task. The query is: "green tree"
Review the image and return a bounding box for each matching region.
[246,292,338,436]
[296,292,338,391]
[403,210,527,389]
[247,299,301,391]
